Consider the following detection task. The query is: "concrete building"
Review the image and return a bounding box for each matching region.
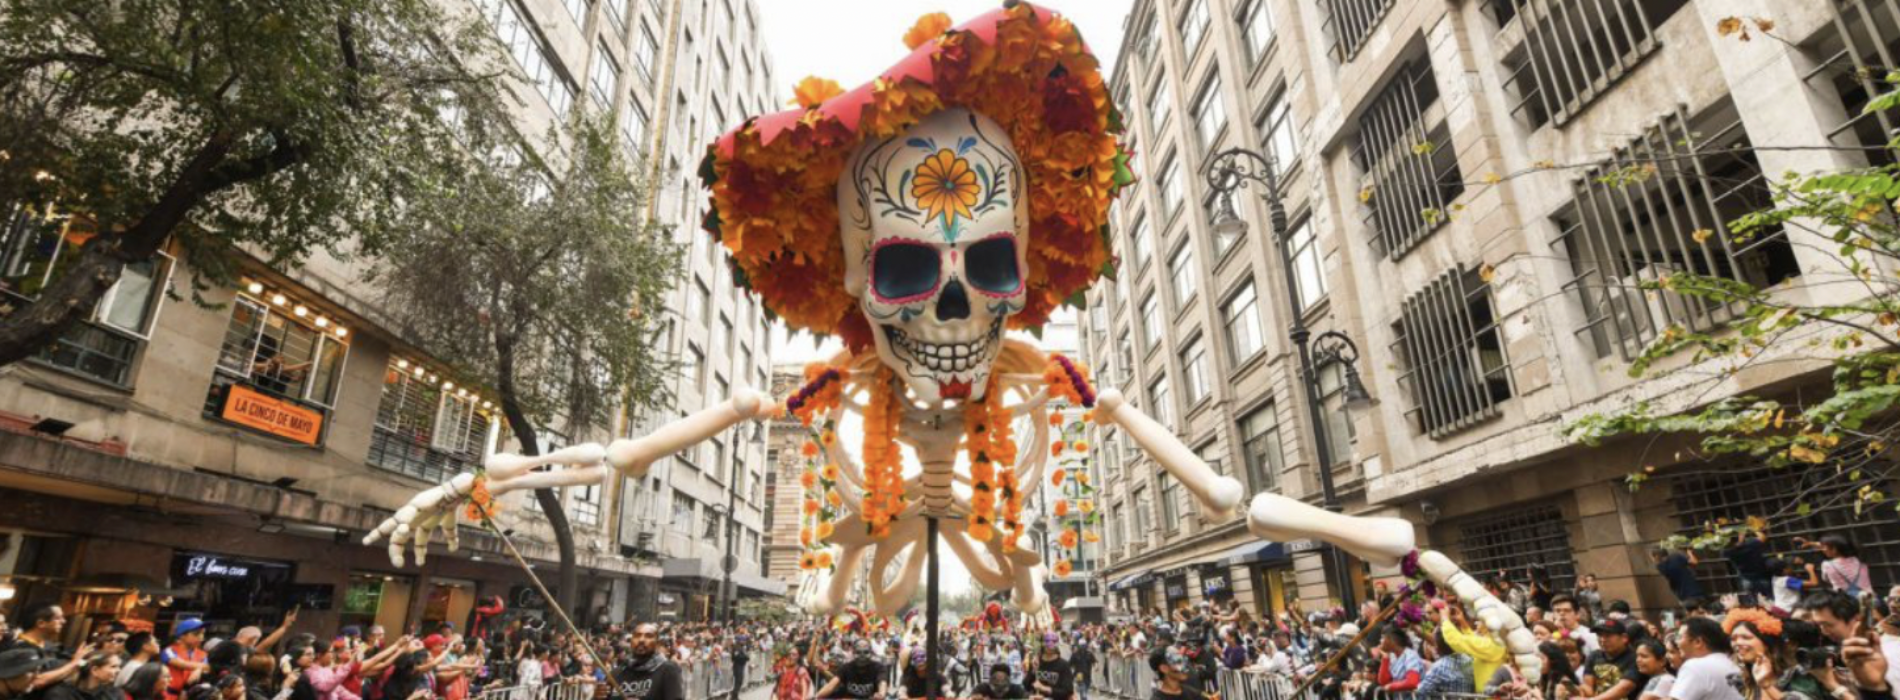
[761,365,811,598]
[1082,0,1899,619]
[0,0,780,638]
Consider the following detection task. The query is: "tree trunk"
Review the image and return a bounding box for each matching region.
[0,240,127,367]
[495,333,582,615]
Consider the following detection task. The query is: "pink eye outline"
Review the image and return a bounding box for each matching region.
[868,237,943,305]
[966,231,1023,299]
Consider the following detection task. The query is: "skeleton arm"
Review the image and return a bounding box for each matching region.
[1090,388,1244,519]
[364,389,773,566]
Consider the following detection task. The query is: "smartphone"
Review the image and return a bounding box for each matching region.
[1662,611,1677,629]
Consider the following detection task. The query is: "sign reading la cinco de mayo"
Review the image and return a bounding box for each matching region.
[222,384,323,445]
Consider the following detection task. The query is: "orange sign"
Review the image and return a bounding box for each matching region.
[222,384,324,445]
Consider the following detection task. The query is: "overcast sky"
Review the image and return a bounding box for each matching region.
[750,0,1131,602]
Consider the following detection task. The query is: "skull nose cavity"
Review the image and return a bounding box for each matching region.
[936,279,970,321]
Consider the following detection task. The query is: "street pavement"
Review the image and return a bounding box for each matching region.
[738,682,773,700]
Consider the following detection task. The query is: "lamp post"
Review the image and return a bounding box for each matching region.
[1203,147,1375,611]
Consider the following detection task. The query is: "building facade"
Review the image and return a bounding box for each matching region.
[0,0,781,639]
[1083,0,1899,619]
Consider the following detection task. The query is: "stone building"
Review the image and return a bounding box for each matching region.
[0,0,781,639]
[1082,0,1899,619]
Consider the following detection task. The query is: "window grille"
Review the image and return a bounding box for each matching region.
[1669,463,1900,596]
[1354,60,1463,259]
[1552,101,1799,360]
[1322,0,1396,62]
[369,362,491,483]
[1495,0,1689,129]
[1456,503,1577,593]
[1393,265,1512,437]
[1803,0,1900,167]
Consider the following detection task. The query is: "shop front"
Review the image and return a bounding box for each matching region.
[1161,571,1190,613]
[341,572,416,633]
[420,577,477,632]
[166,551,297,638]
[1197,564,1232,605]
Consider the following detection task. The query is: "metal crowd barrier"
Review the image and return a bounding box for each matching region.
[472,650,770,700]
[1087,659,1493,700]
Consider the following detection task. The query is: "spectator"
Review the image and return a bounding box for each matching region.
[773,648,810,700]
[1634,639,1673,700]
[1797,536,1875,597]
[1770,558,1814,612]
[1669,616,1742,700]
[122,663,170,700]
[1654,548,1707,606]
[1444,600,1508,692]
[898,649,947,700]
[1578,575,1607,622]
[1144,652,1198,700]
[1030,633,1074,700]
[1375,627,1425,694]
[1582,619,1645,700]
[164,620,210,700]
[119,634,160,688]
[1418,630,1474,696]
[1553,595,1602,654]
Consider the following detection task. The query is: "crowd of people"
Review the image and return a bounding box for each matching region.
[0,535,1896,700]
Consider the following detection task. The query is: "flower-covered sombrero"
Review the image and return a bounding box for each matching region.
[700,1,1135,350]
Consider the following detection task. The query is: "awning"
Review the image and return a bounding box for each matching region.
[1219,541,1288,567]
[1061,596,1104,610]
[1107,569,1155,592]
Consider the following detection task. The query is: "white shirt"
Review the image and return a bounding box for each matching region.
[1669,653,1743,700]
[1773,576,1805,611]
[1562,626,1600,655]
[517,658,544,687]
[1881,634,1900,693]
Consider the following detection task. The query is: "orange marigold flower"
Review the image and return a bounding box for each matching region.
[1052,559,1074,577]
[1073,440,1089,452]
[1058,529,1079,549]
[815,550,834,569]
[791,76,843,109]
[1050,469,1066,487]
[800,470,818,490]
[821,430,837,446]
[903,12,954,50]
[1077,472,1091,486]
[800,553,817,570]
[1054,500,1070,518]
[800,528,814,547]
[1051,442,1065,457]
[826,490,843,508]
[816,520,835,540]
[1049,413,1064,427]
[803,499,821,515]
[801,440,820,458]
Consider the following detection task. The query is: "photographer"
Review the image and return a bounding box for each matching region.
[1796,591,1892,700]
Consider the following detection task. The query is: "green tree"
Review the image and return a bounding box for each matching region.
[0,0,502,365]
[371,111,680,612]
[1565,25,1900,536]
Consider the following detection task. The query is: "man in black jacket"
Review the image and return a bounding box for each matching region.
[817,640,886,699]
[611,624,683,700]
[1030,634,1075,700]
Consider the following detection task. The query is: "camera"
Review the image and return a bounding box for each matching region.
[1794,645,1843,669]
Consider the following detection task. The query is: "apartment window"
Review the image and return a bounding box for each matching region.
[1322,0,1396,61]
[1158,153,1184,221]
[1286,216,1326,310]
[1457,503,1577,594]
[1133,12,1159,68]
[1242,0,1279,65]
[703,508,722,540]
[1221,280,1265,363]
[683,277,704,322]
[604,0,626,37]
[485,0,575,118]
[1158,472,1181,532]
[1179,337,1209,406]
[1258,87,1297,181]
[1129,214,1154,270]
[1807,1,1900,167]
[564,0,589,26]
[634,22,659,82]
[0,206,171,387]
[1354,59,1462,259]
[697,280,713,323]
[369,360,492,483]
[572,483,601,525]
[1139,292,1161,354]
[205,295,350,441]
[1553,101,1797,361]
[1190,72,1227,154]
[671,493,696,531]
[1149,374,1174,427]
[1239,404,1284,492]
[718,313,734,357]
[620,98,648,156]
[1108,504,1126,551]
[1179,0,1211,59]
[1167,244,1196,310]
[1497,0,1688,129]
[1146,74,1172,134]
[711,436,728,482]
[716,47,731,90]
[1117,333,1135,385]
[1316,360,1357,464]
[1133,486,1152,541]
[688,342,706,388]
[1196,441,1226,477]
[1394,266,1512,438]
[589,43,620,112]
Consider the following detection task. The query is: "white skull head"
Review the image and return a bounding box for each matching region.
[840,108,1029,403]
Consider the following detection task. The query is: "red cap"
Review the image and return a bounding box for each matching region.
[422,635,446,651]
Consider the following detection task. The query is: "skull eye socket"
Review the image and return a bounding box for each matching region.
[871,241,942,302]
[965,236,1021,295]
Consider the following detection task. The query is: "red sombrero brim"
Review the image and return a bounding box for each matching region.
[701,2,1136,349]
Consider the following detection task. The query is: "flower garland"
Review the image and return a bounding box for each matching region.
[861,366,906,538]
[463,475,501,521]
[790,363,848,571]
[701,4,1133,350]
[1043,353,1099,578]
[962,374,1017,544]
[1390,551,1439,629]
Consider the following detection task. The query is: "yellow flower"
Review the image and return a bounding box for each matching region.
[791,76,843,109]
[903,12,954,50]
[910,148,980,228]
[816,520,835,540]
[822,463,840,481]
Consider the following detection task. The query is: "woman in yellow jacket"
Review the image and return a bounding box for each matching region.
[1442,601,1510,692]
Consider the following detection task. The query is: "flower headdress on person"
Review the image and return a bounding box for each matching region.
[700,1,1133,350]
[1723,607,1783,638]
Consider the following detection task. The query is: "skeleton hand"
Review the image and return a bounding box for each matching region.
[1417,551,1543,683]
[362,444,610,567]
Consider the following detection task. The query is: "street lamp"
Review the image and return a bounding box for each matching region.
[1204,146,1374,611]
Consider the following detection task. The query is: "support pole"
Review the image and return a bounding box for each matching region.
[926,517,941,700]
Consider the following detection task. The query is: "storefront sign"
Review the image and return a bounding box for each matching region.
[1202,572,1230,594]
[1163,575,1188,600]
[1283,539,1323,554]
[222,384,323,445]
[183,555,251,579]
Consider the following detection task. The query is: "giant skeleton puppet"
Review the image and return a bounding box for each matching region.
[365,2,1541,680]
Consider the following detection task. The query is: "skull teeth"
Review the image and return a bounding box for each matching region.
[885,322,1003,375]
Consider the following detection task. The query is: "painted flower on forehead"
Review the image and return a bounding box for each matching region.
[910,149,981,229]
